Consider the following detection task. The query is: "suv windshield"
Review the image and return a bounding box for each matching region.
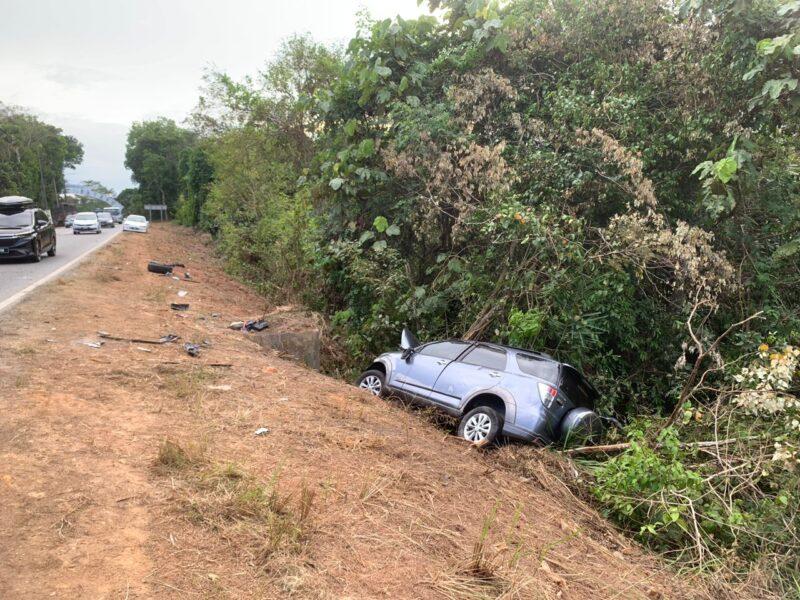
[97,212,111,219]
[0,211,33,228]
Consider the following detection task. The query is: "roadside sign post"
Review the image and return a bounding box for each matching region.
[143,204,168,222]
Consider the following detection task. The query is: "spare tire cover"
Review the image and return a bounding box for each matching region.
[560,408,603,445]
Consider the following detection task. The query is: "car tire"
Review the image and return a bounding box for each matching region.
[30,240,41,263]
[356,369,386,397]
[458,406,503,445]
[47,243,56,257]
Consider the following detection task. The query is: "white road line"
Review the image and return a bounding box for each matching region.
[0,228,123,314]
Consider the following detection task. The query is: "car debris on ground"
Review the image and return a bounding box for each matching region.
[80,340,105,349]
[243,319,269,332]
[97,332,179,345]
[177,290,188,297]
[183,342,201,357]
[228,321,244,330]
[254,427,270,436]
[170,303,189,311]
[147,261,185,274]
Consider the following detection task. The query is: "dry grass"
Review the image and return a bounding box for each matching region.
[94,269,121,283]
[157,365,219,402]
[157,446,316,569]
[154,439,207,472]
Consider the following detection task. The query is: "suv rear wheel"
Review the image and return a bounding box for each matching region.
[458,406,502,445]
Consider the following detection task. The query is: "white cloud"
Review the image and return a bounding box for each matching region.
[0,0,425,192]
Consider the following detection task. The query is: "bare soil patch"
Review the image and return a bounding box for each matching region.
[0,224,708,598]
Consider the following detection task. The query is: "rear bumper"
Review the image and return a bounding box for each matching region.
[502,423,551,445]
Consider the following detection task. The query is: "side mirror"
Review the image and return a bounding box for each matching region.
[401,347,415,361]
[400,327,420,351]
[37,220,49,228]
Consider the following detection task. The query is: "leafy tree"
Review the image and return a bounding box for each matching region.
[0,103,83,208]
[124,118,194,214]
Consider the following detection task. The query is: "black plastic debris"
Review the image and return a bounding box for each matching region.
[147,261,186,275]
[170,303,190,311]
[243,319,269,332]
[184,271,192,280]
[183,342,201,357]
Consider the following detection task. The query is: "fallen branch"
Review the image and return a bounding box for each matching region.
[563,437,744,457]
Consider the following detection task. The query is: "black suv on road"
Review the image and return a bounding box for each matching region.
[0,196,57,262]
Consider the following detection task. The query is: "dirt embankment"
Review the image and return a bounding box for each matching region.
[0,224,706,599]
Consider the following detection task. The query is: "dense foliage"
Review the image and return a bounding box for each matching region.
[127,0,799,591]
[0,104,83,207]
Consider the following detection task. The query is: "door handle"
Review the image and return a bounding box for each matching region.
[488,372,502,378]
[436,360,449,366]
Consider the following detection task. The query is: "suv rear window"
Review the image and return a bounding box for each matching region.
[559,365,598,408]
[516,354,559,383]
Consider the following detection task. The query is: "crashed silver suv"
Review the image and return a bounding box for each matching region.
[357,329,603,446]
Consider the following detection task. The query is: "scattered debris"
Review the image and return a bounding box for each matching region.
[207,384,232,391]
[98,332,179,345]
[229,321,244,330]
[170,303,190,311]
[177,290,188,298]
[183,343,201,357]
[147,261,185,275]
[243,319,269,332]
[254,427,270,436]
[184,271,192,280]
[136,346,152,353]
[81,340,104,349]
[211,313,220,318]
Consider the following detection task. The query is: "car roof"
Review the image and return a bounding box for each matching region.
[429,338,557,362]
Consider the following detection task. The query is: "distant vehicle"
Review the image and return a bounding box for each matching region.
[106,206,123,224]
[0,196,57,261]
[357,329,604,446]
[122,214,149,233]
[72,212,101,234]
[64,213,76,228]
[96,211,115,228]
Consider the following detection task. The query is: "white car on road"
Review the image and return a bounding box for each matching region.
[122,214,149,233]
[72,212,102,234]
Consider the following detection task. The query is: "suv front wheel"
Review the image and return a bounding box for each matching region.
[357,369,386,397]
[458,406,502,445]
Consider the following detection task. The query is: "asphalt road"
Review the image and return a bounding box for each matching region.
[0,226,122,309]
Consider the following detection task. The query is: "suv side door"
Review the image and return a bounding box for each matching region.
[395,341,471,399]
[431,344,508,410]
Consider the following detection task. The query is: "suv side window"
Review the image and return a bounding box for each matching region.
[461,345,507,371]
[417,341,470,360]
[36,210,49,224]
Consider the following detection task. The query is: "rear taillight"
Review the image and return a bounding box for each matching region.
[538,382,558,409]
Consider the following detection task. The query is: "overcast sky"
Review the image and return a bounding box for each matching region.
[0,0,424,193]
